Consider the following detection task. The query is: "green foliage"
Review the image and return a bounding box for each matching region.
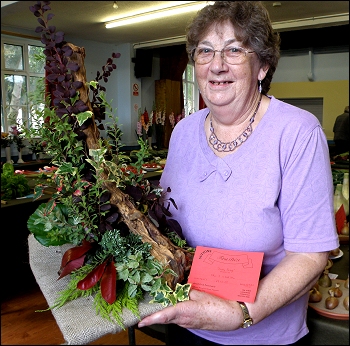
[150,282,192,307]
[1,164,31,200]
[94,283,142,329]
[26,1,191,328]
[38,263,101,312]
[27,203,85,246]
[40,230,191,328]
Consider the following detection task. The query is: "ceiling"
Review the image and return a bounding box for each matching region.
[1,1,349,49]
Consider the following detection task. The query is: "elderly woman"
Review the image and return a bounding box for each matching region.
[138,2,338,345]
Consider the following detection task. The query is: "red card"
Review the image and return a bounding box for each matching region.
[188,246,264,302]
[335,204,347,234]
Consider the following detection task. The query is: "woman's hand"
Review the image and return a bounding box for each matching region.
[138,289,243,330]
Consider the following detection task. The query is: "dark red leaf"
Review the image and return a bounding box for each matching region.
[105,212,118,223]
[61,239,93,268]
[168,197,178,210]
[67,62,79,72]
[72,81,83,89]
[35,26,44,33]
[37,17,45,26]
[167,219,183,239]
[161,204,172,217]
[77,261,107,290]
[58,255,85,279]
[100,204,111,211]
[101,260,116,304]
[100,191,111,203]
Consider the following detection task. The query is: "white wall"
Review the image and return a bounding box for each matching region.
[65,37,142,147]
[273,51,349,83]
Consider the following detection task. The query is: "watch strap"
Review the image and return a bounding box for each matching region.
[237,301,253,328]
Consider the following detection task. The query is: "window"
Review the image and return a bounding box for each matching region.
[182,63,199,116]
[1,36,45,133]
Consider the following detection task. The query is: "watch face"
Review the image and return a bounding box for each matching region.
[243,320,253,328]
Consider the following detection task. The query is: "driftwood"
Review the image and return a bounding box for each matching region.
[65,43,193,289]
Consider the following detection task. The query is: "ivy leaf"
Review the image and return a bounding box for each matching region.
[76,111,93,126]
[141,284,152,291]
[140,272,153,283]
[128,284,138,298]
[174,283,191,302]
[56,162,75,175]
[117,268,129,281]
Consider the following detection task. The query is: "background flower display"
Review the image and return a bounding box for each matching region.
[169,108,185,129]
[137,107,155,148]
[155,109,166,149]
[1,132,14,163]
[9,125,26,151]
[28,139,47,159]
[1,132,12,148]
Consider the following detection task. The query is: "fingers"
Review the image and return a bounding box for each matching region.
[138,306,176,328]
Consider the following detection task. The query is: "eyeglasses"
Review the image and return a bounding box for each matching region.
[192,46,255,65]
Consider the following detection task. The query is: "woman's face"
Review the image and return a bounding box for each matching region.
[194,21,267,110]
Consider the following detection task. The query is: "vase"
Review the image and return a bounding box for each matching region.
[334,184,349,216]
[148,136,152,149]
[5,146,13,164]
[342,173,349,201]
[17,148,24,163]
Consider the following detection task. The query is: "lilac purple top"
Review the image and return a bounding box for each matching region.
[159,96,339,345]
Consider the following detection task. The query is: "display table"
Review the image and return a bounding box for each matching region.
[29,234,349,345]
[305,243,349,345]
[28,234,165,345]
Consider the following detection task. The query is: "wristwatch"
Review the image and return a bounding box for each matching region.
[237,301,253,328]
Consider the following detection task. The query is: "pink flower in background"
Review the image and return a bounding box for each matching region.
[10,125,21,136]
[156,111,165,126]
[136,121,142,136]
[169,112,175,128]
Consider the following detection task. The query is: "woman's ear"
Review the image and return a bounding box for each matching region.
[258,65,269,81]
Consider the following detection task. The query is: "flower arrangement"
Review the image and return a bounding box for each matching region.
[1,132,12,148]
[137,107,154,138]
[27,1,194,330]
[28,140,47,155]
[9,125,26,151]
[169,109,186,129]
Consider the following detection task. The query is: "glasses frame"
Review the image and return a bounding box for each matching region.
[192,46,255,65]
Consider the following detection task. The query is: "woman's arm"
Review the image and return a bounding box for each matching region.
[138,250,329,330]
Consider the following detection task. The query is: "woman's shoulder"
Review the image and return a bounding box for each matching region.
[268,95,321,128]
[269,96,318,120]
[171,108,208,133]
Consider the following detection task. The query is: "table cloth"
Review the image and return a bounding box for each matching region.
[28,234,164,345]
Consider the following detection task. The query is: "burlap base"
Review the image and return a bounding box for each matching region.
[28,234,165,345]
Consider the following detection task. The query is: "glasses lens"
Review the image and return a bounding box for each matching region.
[194,48,213,64]
[194,47,248,65]
[225,47,244,58]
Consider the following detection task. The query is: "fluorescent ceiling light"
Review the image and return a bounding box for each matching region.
[272,13,349,31]
[105,2,212,29]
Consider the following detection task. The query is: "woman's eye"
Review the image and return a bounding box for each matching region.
[199,48,212,54]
